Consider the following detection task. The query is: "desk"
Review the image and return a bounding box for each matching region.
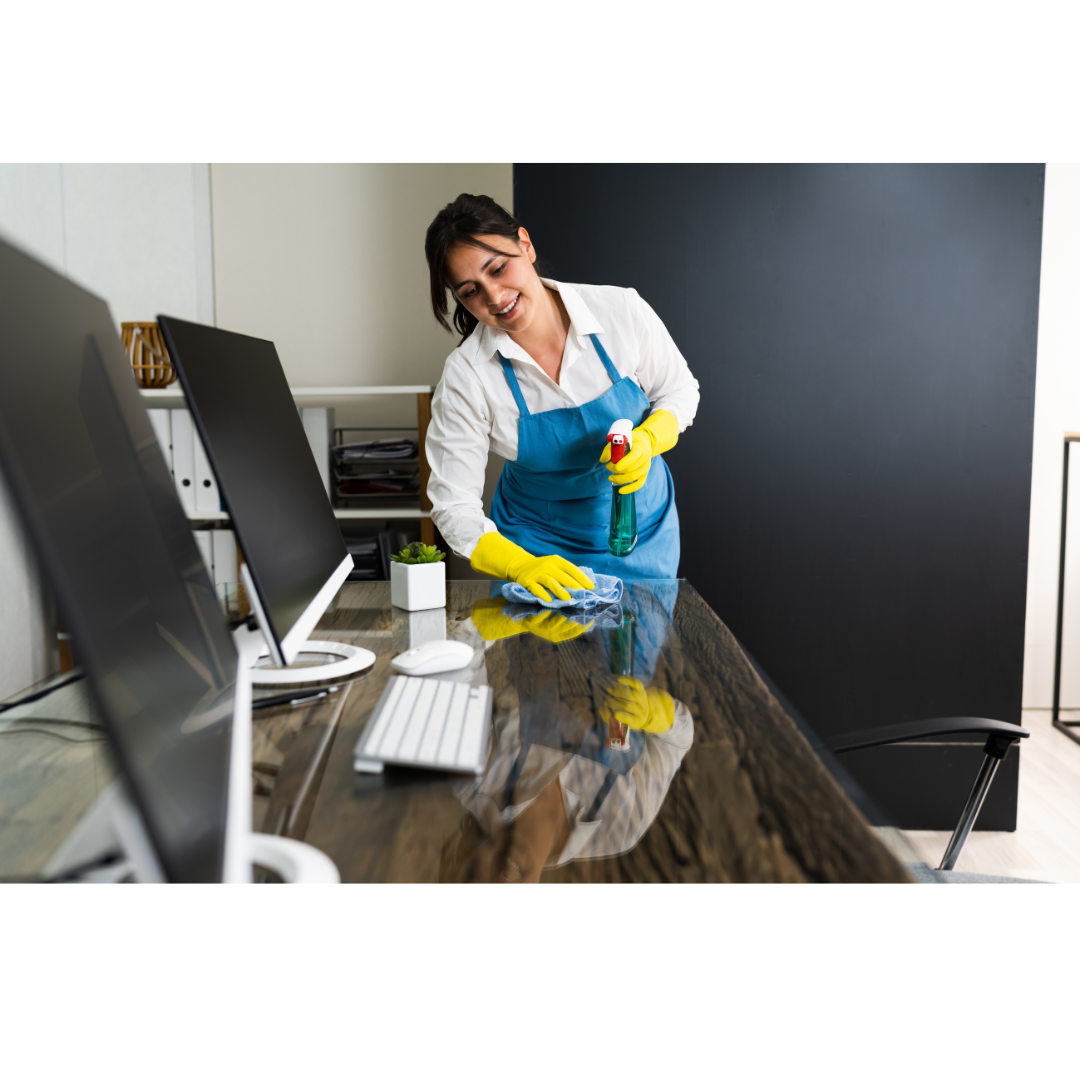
[257,580,910,883]
[0,580,911,882]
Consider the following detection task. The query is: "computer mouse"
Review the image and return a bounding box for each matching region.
[391,639,474,676]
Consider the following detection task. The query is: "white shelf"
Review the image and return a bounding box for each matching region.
[334,508,430,520]
[289,386,434,396]
[152,381,435,528]
[187,508,430,522]
[142,385,433,403]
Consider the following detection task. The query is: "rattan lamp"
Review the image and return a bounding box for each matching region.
[121,321,177,388]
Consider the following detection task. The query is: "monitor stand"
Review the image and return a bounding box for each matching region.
[250,640,375,685]
[239,563,375,686]
[232,622,375,686]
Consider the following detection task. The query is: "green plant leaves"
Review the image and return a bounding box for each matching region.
[389,541,446,565]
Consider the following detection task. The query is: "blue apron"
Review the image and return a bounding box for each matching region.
[490,334,680,579]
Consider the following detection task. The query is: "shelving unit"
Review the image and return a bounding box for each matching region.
[1052,432,1080,746]
[141,384,437,541]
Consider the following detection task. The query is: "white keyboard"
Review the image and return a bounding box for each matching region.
[353,675,492,775]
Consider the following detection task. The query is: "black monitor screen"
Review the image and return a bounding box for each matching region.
[0,240,236,883]
[157,317,347,654]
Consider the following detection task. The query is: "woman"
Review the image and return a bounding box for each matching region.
[424,194,699,602]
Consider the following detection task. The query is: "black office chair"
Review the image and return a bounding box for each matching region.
[735,644,1031,874]
[825,717,1029,871]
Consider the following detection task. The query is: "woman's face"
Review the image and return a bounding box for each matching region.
[445,228,544,335]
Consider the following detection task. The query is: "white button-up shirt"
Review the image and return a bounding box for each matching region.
[425,279,701,558]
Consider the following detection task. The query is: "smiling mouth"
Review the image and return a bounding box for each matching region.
[495,294,521,318]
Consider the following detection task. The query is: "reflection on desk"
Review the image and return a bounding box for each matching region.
[288,579,910,883]
[0,679,116,882]
[443,682,694,882]
[3,580,913,883]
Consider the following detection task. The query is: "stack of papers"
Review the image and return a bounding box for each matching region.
[334,439,417,462]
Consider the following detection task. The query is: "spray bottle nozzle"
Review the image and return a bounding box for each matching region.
[607,434,627,464]
[606,419,634,465]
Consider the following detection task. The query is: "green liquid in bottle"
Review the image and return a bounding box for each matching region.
[610,609,637,676]
[604,609,638,750]
[608,487,638,557]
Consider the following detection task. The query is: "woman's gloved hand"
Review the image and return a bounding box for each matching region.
[471,597,592,643]
[599,676,675,734]
[470,597,529,641]
[470,532,594,603]
[520,609,593,643]
[599,408,680,495]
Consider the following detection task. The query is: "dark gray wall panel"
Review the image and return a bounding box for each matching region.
[513,164,1042,829]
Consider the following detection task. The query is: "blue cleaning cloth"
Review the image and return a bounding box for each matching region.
[504,601,624,630]
[501,568,623,610]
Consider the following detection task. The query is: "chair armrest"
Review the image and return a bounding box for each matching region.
[825,716,1029,755]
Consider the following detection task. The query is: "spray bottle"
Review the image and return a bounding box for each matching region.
[603,606,638,752]
[606,419,638,558]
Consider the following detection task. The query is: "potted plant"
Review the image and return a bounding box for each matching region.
[390,542,446,611]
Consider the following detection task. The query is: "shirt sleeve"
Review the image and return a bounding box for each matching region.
[626,288,700,431]
[425,358,498,559]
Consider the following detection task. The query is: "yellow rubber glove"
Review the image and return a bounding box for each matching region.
[599,409,680,495]
[470,597,528,641]
[520,609,593,643]
[599,676,675,734]
[470,532,594,603]
[471,598,592,643]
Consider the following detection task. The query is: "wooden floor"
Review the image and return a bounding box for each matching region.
[901,709,1080,882]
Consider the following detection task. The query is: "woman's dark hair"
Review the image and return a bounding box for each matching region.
[425,193,525,340]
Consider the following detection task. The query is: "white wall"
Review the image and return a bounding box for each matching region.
[0,164,214,699]
[210,163,513,430]
[0,164,214,326]
[0,163,511,696]
[0,470,56,695]
[1023,164,1080,707]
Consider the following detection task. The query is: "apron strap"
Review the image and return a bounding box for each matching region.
[589,334,622,387]
[499,337,620,419]
[496,351,531,418]
[582,768,617,823]
[500,741,531,808]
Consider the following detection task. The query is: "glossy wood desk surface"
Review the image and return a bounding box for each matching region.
[256,579,910,883]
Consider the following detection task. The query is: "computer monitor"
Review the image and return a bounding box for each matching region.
[156,317,355,670]
[0,237,244,882]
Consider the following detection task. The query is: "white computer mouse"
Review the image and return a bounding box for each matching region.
[390,639,474,676]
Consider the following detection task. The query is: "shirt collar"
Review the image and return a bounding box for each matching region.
[460,279,605,367]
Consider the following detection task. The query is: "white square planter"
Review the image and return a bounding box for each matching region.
[390,560,446,611]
